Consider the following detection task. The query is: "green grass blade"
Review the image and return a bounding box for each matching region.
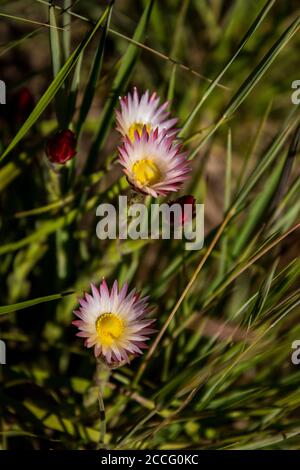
[76,1,114,135]
[233,155,286,257]
[0,292,74,315]
[49,5,61,79]
[84,0,155,173]
[180,0,276,136]
[62,0,72,61]
[189,15,300,159]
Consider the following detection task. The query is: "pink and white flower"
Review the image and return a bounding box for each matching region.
[116,88,178,141]
[73,280,155,364]
[118,127,191,197]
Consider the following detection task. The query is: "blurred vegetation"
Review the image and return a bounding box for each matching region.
[1,0,300,450]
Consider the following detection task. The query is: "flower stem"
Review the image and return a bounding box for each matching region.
[97,386,106,449]
[95,359,109,449]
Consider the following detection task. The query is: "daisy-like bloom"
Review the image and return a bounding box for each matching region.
[73,280,155,364]
[116,87,178,141]
[118,127,191,197]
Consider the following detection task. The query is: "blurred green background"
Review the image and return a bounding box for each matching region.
[1,0,300,450]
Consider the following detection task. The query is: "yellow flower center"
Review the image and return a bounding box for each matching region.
[128,122,151,141]
[132,159,161,186]
[96,313,124,346]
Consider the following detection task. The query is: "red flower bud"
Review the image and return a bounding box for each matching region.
[46,129,77,164]
[168,195,196,226]
[10,87,35,126]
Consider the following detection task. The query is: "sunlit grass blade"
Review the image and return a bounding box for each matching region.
[76,1,114,135]
[49,3,65,126]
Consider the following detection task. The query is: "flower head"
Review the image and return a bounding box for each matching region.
[73,280,155,365]
[168,195,196,226]
[46,129,77,164]
[118,127,191,197]
[116,87,178,141]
